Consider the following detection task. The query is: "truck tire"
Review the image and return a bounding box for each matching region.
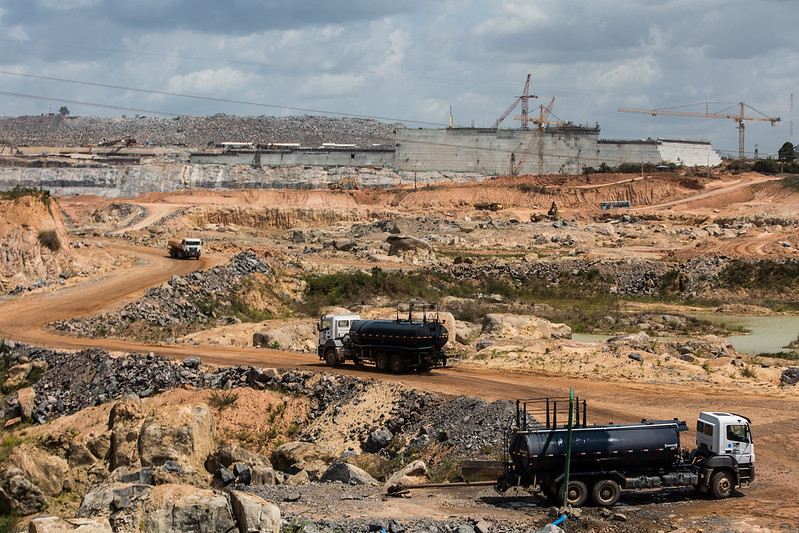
[710,470,734,499]
[389,354,405,373]
[591,479,621,507]
[325,349,338,367]
[558,480,588,507]
[376,353,389,372]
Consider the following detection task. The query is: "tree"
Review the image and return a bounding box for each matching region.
[59,106,69,117]
[778,141,795,162]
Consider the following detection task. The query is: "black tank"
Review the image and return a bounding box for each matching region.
[348,319,448,350]
[509,420,684,475]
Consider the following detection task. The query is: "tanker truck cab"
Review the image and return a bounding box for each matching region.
[693,412,755,495]
[317,314,360,366]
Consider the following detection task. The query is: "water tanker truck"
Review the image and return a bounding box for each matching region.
[168,238,202,259]
[496,397,754,507]
[317,302,447,372]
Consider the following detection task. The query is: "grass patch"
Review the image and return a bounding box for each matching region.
[1,186,51,205]
[756,351,799,361]
[208,390,238,410]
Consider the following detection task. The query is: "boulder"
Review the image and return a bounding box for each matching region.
[76,483,152,517]
[550,323,572,340]
[138,404,215,473]
[0,467,46,515]
[68,442,98,467]
[2,362,32,391]
[270,442,335,474]
[250,465,280,486]
[386,235,432,256]
[28,516,113,533]
[229,490,281,533]
[321,462,379,486]
[384,460,427,494]
[8,445,68,496]
[207,441,272,472]
[481,314,553,340]
[16,386,36,420]
[141,484,235,533]
[781,367,799,386]
[364,428,393,452]
[108,396,146,470]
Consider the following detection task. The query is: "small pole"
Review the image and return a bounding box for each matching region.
[562,388,575,509]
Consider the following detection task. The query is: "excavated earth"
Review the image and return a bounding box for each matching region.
[1,162,799,532]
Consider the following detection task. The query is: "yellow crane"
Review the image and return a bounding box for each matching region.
[618,102,780,159]
[510,98,570,175]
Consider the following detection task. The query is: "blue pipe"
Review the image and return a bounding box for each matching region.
[552,514,567,526]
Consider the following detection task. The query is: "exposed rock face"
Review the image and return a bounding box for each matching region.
[781,367,799,386]
[142,484,235,533]
[7,445,68,497]
[480,314,567,341]
[0,467,47,515]
[137,404,215,473]
[28,516,113,533]
[0,195,76,293]
[270,442,335,482]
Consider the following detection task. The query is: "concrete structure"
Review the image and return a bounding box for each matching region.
[190,127,721,175]
[395,127,721,174]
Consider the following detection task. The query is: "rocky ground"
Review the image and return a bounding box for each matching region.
[0,115,399,150]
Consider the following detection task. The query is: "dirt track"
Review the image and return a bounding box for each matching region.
[1,240,797,530]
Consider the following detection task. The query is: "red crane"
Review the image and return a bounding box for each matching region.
[618,102,780,159]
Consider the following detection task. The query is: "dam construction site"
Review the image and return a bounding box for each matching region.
[0,106,798,533]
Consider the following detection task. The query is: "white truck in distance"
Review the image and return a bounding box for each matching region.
[168,238,202,259]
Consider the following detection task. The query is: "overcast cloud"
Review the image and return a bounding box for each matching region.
[1,0,796,157]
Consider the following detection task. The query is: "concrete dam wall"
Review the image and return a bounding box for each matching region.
[0,126,721,198]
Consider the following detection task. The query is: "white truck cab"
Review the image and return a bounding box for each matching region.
[696,412,754,466]
[318,314,361,362]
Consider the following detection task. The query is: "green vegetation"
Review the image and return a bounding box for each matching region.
[0,186,51,205]
[756,351,799,361]
[718,259,799,291]
[208,390,238,410]
[37,229,61,252]
[0,512,19,533]
[781,174,799,191]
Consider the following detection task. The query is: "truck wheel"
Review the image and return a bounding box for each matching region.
[591,479,620,507]
[324,349,338,367]
[710,470,734,499]
[558,480,588,507]
[389,355,405,373]
[376,354,389,372]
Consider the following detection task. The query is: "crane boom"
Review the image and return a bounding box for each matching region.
[618,102,780,159]
[491,74,537,129]
[511,97,557,175]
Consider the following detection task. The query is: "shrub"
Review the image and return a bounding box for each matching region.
[37,230,60,252]
[208,390,238,410]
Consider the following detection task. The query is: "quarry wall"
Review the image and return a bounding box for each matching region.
[0,126,722,198]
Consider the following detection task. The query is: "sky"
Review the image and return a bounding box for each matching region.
[0,0,796,158]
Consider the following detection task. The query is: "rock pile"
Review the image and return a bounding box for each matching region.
[49,251,270,337]
[0,114,400,149]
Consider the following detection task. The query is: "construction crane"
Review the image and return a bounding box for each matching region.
[491,74,537,130]
[618,102,780,159]
[510,97,570,175]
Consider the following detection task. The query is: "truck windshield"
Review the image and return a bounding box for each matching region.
[319,318,331,330]
[726,424,749,443]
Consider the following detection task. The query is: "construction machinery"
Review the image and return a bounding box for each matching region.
[618,102,780,159]
[328,176,359,190]
[509,98,571,175]
[491,74,537,130]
